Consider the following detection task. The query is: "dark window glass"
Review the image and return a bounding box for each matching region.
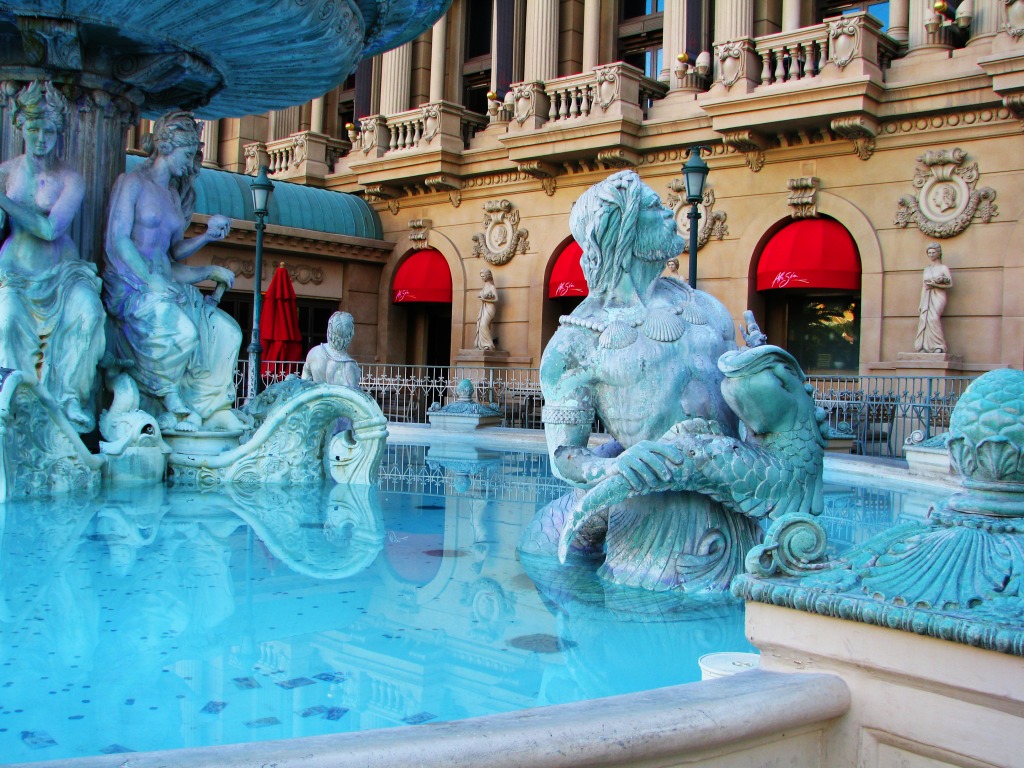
[785,295,861,374]
[465,1,493,59]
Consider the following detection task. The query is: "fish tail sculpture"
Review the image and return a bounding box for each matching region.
[558,345,827,563]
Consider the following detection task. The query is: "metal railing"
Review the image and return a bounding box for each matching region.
[236,360,976,458]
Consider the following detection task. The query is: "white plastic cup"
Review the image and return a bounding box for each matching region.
[698,652,760,680]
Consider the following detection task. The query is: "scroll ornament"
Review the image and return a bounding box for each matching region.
[471,200,530,266]
[894,148,997,238]
[665,183,728,251]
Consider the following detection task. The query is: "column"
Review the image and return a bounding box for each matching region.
[966,0,1001,46]
[888,0,909,43]
[714,0,753,41]
[429,13,448,102]
[310,97,325,134]
[201,118,220,167]
[523,0,558,83]
[379,42,412,115]
[583,0,602,72]
[781,0,800,32]
[492,0,515,97]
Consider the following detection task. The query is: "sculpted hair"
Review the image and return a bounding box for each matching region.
[12,80,69,132]
[569,170,676,293]
[140,110,204,223]
[328,311,355,350]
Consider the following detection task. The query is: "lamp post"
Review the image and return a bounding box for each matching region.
[247,165,274,402]
[682,146,710,289]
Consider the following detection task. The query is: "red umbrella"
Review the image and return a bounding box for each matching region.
[260,263,303,380]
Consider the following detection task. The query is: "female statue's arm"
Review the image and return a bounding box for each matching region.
[168,213,235,288]
[169,214,230,263]
[0,167,83,243]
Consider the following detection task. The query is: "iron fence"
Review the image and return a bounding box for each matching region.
[235,359,976,458]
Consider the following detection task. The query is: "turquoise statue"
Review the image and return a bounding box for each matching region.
[103,110,244,434]
[734,368,1024,657]
[0,81,106,432]
[521,170,826,594]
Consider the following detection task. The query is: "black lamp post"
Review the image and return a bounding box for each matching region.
[682,146,710,289]
[247,165,274,402]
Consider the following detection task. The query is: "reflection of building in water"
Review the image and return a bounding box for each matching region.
[379,443,571,504]
[818,481,937,554]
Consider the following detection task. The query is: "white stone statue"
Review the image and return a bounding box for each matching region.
[103,110,242,432]
[914,242,952,354]
[474,268,498,351]
[301,311,361,388]
[0,81,106,432]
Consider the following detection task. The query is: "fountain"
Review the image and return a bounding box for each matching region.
[0,1,454,496]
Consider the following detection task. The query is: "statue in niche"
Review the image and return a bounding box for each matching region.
[521,170,826,594]
[104,110,243,433]
[914,242,953,354]
[302,311,361,388]
[474,268,498,351]
[0,81,106,432]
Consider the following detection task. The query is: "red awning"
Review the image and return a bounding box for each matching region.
[548,240,588,298]
[756,219,861,292]
[392,249,453,303]
[260,264,303,376]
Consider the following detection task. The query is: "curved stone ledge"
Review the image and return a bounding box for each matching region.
[9,671,849,768]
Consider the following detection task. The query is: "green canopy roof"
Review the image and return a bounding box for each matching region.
[125,155,383,240]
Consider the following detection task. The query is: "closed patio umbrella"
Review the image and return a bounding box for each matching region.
[260,263,304,381]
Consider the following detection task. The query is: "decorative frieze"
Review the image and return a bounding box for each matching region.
[472,200,530,266]
[665,182,729,250]
[894,148,998,238]
[787,177,820,219]
[211,257,325,285]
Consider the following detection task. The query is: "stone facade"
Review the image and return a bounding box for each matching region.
[198,0,1024,375]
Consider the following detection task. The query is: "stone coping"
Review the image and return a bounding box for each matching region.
[9,671,849,768]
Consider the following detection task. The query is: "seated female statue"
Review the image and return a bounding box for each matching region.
[104,110,242,432]
[0,80,106,432]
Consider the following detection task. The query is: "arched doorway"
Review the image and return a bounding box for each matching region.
[755,218,862,375]
[391,249,453,367]
[541,239,588,351]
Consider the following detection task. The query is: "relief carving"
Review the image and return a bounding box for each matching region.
[409,219,432,250]
[471,200,529,266]
[1006,0,1024,37]
[717,41,745,88]
[828,17,861,69]
[787,177,820,219]
[894,148,998,238]
[665,183,729,250]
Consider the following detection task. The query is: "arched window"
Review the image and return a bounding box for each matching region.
[756,218,862,374]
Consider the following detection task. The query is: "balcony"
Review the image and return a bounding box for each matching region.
[244,131,352,184]
[699,13,901,161]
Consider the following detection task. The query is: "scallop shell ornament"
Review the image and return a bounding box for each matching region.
[598,320,639,349]
[641,308,687,342]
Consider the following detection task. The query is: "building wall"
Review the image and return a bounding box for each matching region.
[213,0,1024,374]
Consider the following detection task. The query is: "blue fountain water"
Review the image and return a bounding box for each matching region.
[0,443,922,764]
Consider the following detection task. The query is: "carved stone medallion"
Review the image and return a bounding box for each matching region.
[894,148,998,238]
[665,183,728,251]
[471,200,530,265]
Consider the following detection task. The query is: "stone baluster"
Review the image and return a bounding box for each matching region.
[580,84,591,116]
[379,42,412,115]
[429,13,448,102]
[523,0,559,83]
[761,48,774,83]
[775,47,787,82]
